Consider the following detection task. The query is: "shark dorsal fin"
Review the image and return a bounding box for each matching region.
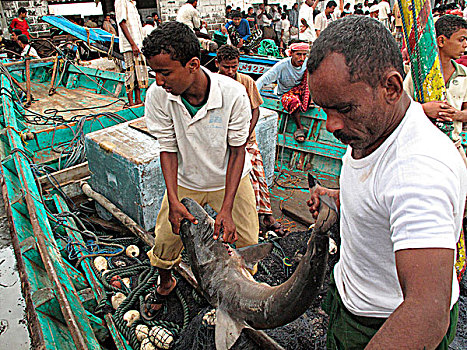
[236,243,273,270]
[215,308,246,350]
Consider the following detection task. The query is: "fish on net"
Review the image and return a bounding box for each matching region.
[172,308,260,350]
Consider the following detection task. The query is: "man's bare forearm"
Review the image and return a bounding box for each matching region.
[160,152,179,204]
[366,248,453,349]
[221,145,246,212]
[366,299,450,349]
[249,108,260,137]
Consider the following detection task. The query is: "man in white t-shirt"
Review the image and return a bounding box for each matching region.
[280,12,291,50]
[299,0,319,43]
[17,34,40,59]
[307,16,466,349]
[176,0,201,31]
[142,22,259,313]
[378,0,391,27]
[314,1,337,37]
[115,0,148,107]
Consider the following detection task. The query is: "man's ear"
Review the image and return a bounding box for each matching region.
[187,57,201,73]
[437,35,446,48]
[382,71,404,104]
[215,59,219,69]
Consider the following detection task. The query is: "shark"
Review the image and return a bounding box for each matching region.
[179,192,338,350]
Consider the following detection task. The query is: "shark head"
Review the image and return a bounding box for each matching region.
[180,197,214,249]
[179,198,229,282]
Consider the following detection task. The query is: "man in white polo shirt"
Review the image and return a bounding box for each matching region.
[142,22,259,312]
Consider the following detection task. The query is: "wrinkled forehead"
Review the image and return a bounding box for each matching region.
[292,50,308,55]
[308,53,367,106]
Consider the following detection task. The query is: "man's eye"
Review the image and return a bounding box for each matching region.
[337,105,352,114]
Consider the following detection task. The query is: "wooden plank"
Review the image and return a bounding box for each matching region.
[67,65,126,83]
[38,162,90,191]
[32,287,66,324]
[261,97,327,120]
[3,57,55,68]
[2,167,79,350]
[1,74,101,349]
[25,109,144,154]
[277,134,346,160]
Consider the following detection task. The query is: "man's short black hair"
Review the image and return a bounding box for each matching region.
[226,5,232,10]
[17,34,28,45]
[187,0,197,4]
[307,16,404,88]
[217,44,240,62]
[231,10,242,19]
[142,21,200,66]
[435,15,467,39]
[151,12,158,17]
[18,7,27,15]
[327,1,337,8]
[145,17,155,25]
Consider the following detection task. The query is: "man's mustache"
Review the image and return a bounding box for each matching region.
[333,130,358,144]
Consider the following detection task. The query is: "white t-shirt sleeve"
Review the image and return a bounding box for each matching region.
[315,14,325,32]
[145,88,178,153]
[115,0,127,24]
[382,155,461,252]
[227,90,251,147]
[193,9,201,29]
[403,70,415,99]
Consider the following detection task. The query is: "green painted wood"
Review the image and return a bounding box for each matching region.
[1,165,76,350]
[20,236,45,268]
[5,60,55,73]
[260,96,328,120]
[61,258,89,291]
[277,134,346,159]
[25,109,144,155]
[67,65,126,83]
[1,74,102,349]
[32,287,66,324]
[85,311,111,343]
[261,95,344,185]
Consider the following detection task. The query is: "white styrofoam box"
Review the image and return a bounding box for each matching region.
[256,107,278,187]
[85,119,165,231]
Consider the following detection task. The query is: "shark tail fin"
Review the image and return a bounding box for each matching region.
[215,308,248,350]
[236,243,273,271]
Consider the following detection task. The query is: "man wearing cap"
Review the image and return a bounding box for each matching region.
[256,42,311,142]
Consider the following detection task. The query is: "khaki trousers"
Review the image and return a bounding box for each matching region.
[147,175,259,270]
